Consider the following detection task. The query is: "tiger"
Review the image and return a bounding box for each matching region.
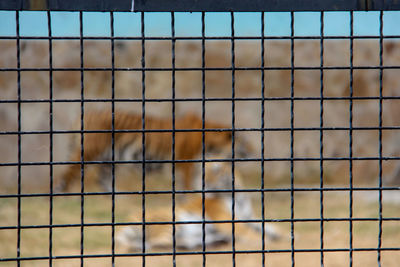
[56,110,252,192]
[117,161,280,251]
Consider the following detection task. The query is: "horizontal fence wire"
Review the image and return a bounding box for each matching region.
[3,65,400,70]
[1,186,400,199]
[2,0,400,11]
[2,217,400,231]
[0,7,399,267]
[3,35,400,40]
[2,246,400,263]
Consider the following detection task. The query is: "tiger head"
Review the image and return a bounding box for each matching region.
[193,161,244,193]
[204,127,255,160]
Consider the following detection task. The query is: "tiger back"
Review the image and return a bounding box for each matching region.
[56,110,245,192]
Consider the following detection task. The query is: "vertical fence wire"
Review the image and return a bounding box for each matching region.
[141,11,147,267]
[377,10,384,267]
[290,10,296,267]
[319,11,325,267]
[349,10,354,267]
[79,10,85,267]
[15,10,21,267]
[110,11,116,267]
[230,11,237,267]
[47,10,54,267]
[201,10,207,267]
[260,11,267,267]
[170,11,177,267]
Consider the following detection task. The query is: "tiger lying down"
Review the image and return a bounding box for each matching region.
[56,110,252,192]
[117,162,281,251]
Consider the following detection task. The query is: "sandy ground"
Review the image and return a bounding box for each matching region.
[1,183,399,267]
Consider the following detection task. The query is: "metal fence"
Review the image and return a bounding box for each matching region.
[0,1,400,266]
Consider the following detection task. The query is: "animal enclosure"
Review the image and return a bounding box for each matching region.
[1,1,400,266]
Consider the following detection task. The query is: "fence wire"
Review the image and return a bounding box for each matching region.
[0,9,399,267]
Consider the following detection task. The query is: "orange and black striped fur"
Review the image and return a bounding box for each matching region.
[117,162,280,250]
[56,110,249,192]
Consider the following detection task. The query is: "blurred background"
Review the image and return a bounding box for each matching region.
[1,11,400,191]
[0,11,399,266]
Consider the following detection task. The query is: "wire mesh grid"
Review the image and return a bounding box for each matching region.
[0,8,399,267]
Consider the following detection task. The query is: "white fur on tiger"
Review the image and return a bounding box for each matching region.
[117,162,280,251]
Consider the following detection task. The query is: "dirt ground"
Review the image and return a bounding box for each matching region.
[1,180,399,267]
